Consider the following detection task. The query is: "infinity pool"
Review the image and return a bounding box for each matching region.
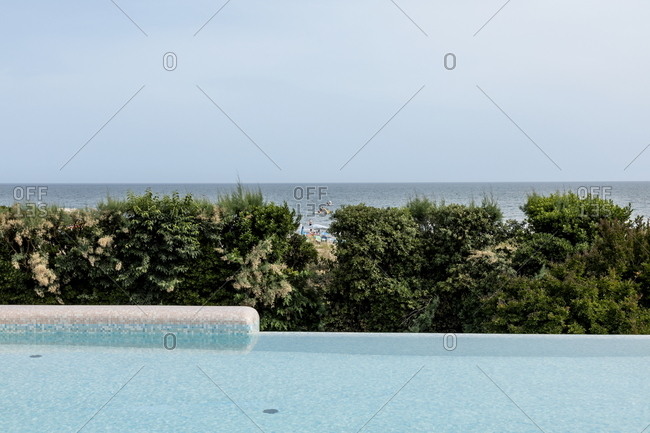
[2,332,649,432]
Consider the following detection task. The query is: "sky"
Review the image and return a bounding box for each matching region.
[1,0,649,183]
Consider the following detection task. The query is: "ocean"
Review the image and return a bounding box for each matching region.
[2,182,649,227]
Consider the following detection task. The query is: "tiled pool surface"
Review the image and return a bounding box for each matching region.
[1,308,649,432]
[0,305,259,352]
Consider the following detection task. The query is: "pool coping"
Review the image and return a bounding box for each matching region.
[0,305,259,334]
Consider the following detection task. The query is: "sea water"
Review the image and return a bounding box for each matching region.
[2,182,650,226]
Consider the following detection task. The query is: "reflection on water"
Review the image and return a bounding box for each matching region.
[0,328,259,352]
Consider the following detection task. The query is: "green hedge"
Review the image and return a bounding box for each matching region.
[2,189,649,333]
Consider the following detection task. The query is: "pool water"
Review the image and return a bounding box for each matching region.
[1,333,649,432]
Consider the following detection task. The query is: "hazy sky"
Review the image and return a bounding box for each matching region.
[1,0,649,183]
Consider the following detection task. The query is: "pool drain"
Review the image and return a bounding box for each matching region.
[263,409,278,414]
[29,355,42,358]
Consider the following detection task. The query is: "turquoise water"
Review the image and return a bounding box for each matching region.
[2,333,650,432]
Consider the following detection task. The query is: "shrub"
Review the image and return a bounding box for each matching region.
[0,204,72,302]
[170,190,320,331]
[407,198,505,332]
[94,191,212,303]
[327,205,421,331]
[510,232,575,277]
[522,191,632,245]
[483,266,650,334]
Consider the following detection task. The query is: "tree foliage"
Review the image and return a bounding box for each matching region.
[327,205,421,331]
[1,189,649,334]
